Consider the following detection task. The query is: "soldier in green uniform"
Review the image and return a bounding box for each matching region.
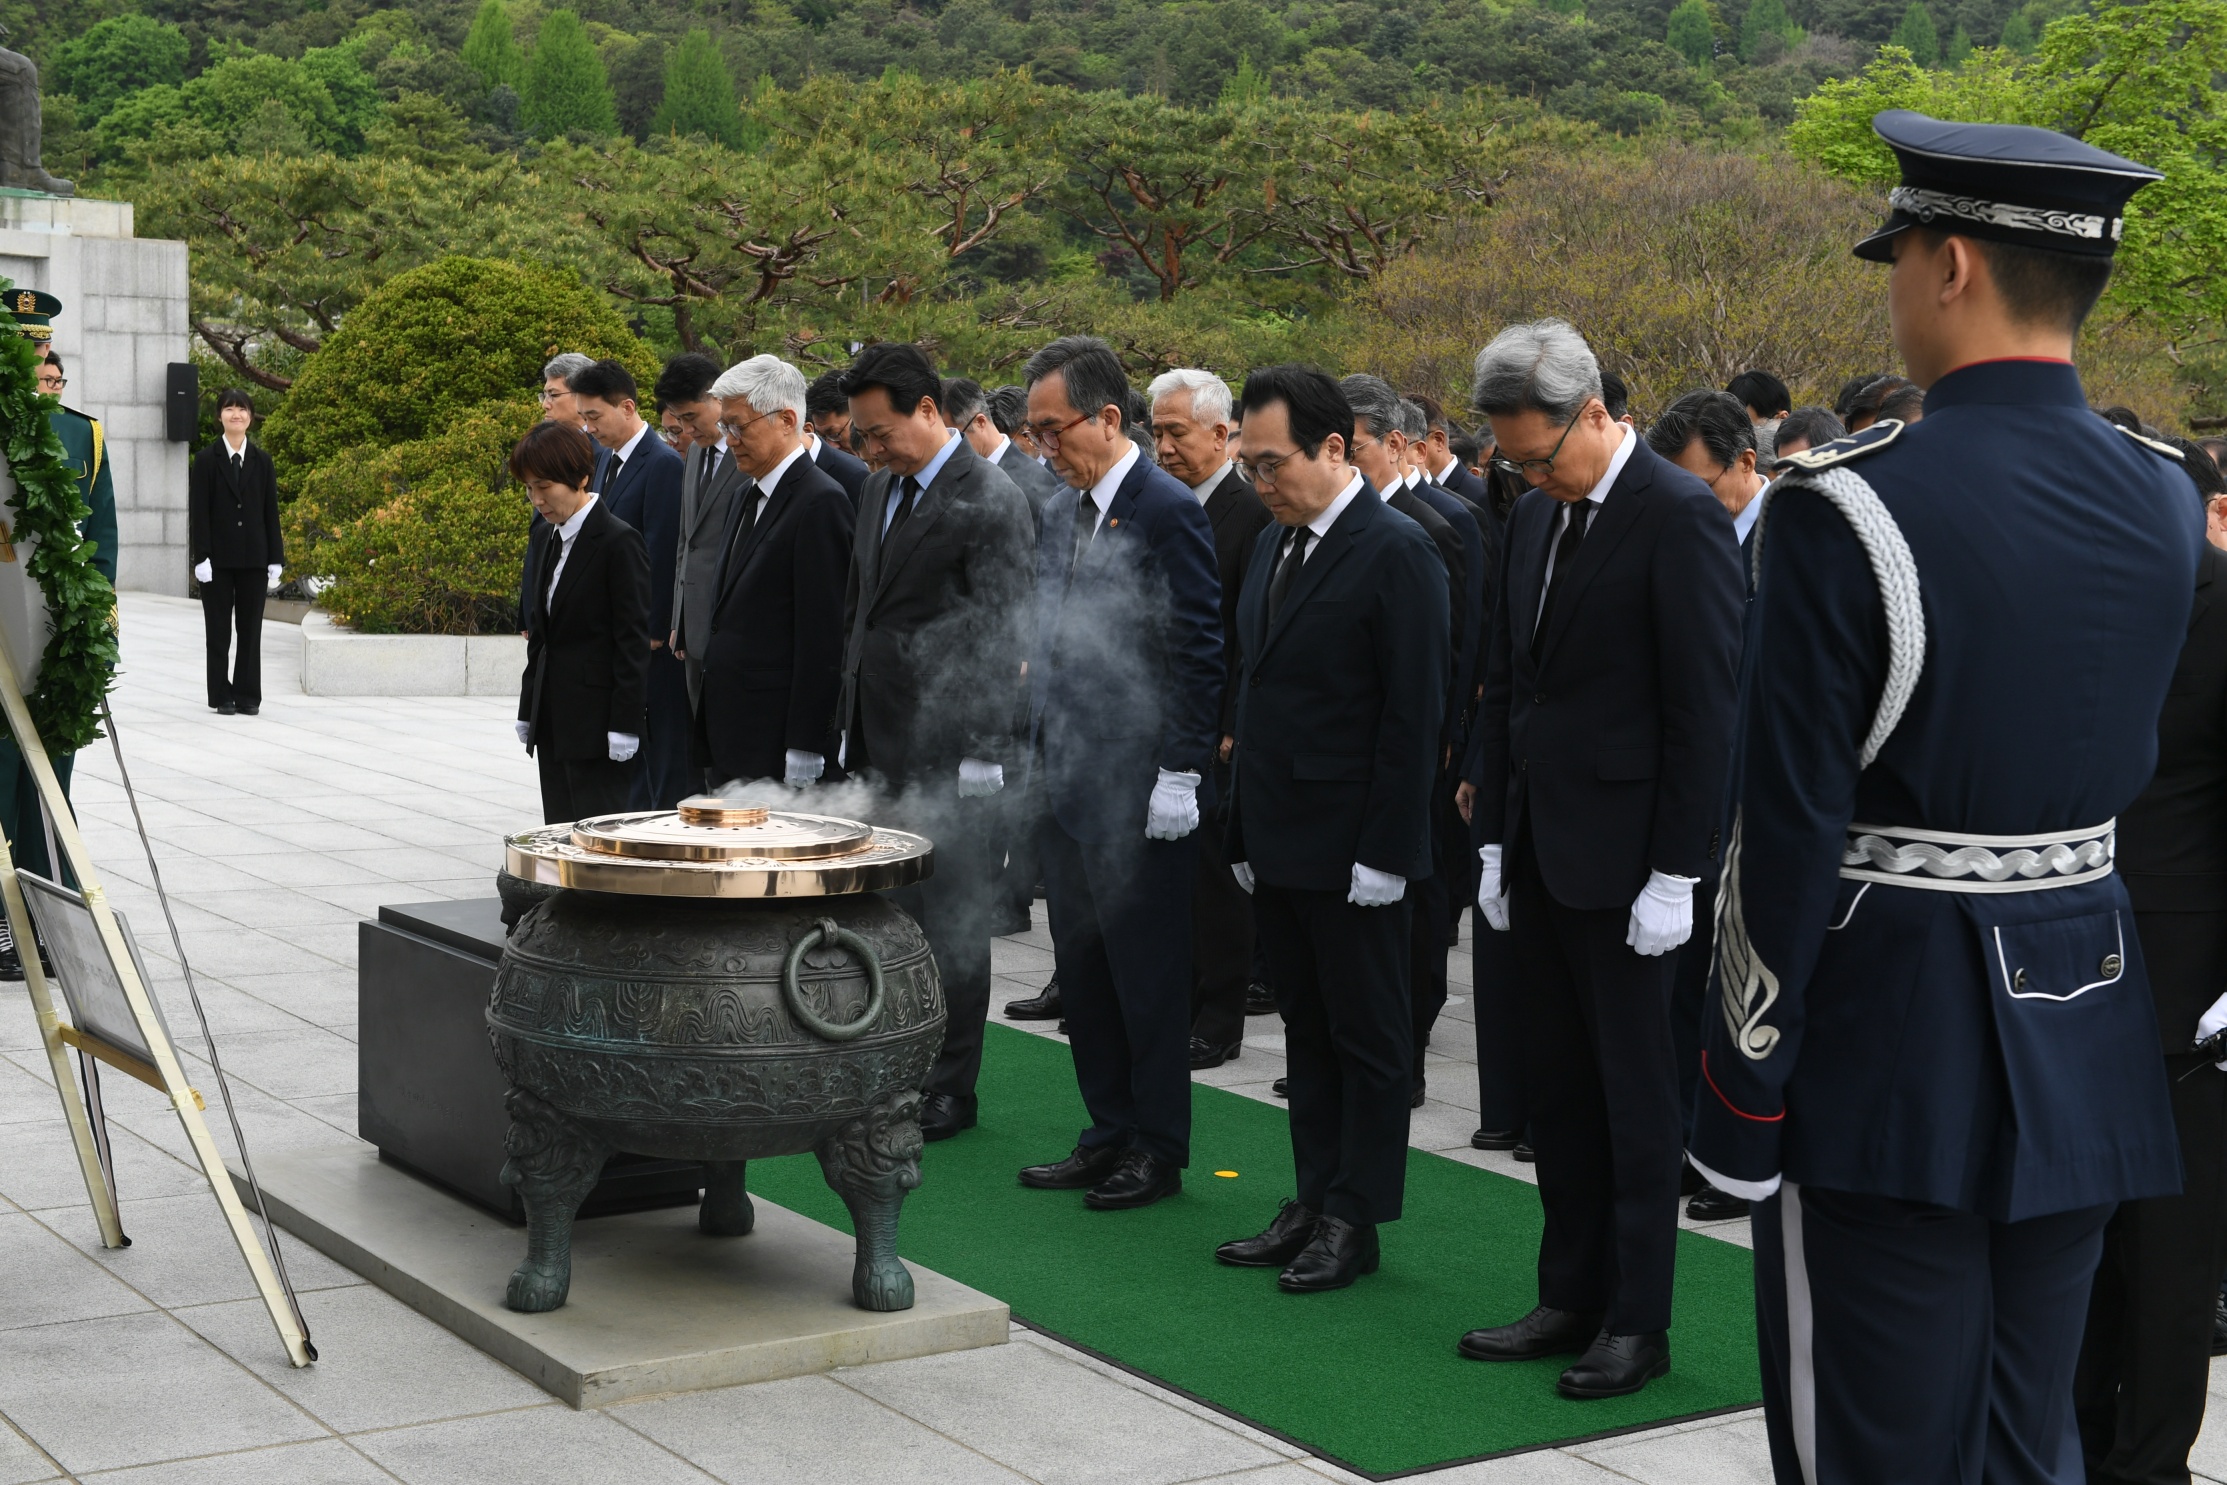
[0,291,118,975]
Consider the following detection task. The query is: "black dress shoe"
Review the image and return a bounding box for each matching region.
[1271,1077,1289,1098]
[1004,978,1062,1019]
[1470,1128,1522,1151]
[1278,1215,1379,1292]
[1558,1331,1671,1399]
[918,1092,977,1142]
[1215,1199,1320,1266]
[217,701,236,716]
[1190,1035,1241,1069]
[1685,1184,1750,1222]
[1084,1150,1181,1210]
[1019,1142,1124,1190]
[1244,980,1278,1015]
[1512,1142,1535,1163]
[236,702,260,716]
[1459,1304,1605,1361]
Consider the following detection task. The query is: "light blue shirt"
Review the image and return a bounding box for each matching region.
[883,430,963,536]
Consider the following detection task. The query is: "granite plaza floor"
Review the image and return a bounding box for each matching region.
[0,591,2214,1484]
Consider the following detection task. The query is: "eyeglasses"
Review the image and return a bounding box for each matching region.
[1490,403,1593,480]
[1023,411,1092,450]
[36,375,62,390]
[717,410,775,439]
[1235,450,1297,486]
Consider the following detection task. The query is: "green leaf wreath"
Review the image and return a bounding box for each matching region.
[0,279,118,753]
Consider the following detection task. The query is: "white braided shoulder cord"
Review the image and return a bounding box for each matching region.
[1749,465,1926,766]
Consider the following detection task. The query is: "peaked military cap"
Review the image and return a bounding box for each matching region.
[5,288,60,343]
[1853,110,2163,264]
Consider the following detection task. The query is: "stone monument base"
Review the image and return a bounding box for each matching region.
[232,1146,1010,1407]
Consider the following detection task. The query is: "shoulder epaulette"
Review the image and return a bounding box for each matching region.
[1773,419,1904,474]
[2111,421,2184,460]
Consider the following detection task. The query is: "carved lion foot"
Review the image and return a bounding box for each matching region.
[506,1256,572,1313]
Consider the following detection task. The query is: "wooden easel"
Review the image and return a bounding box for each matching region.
[0,631,313,1367]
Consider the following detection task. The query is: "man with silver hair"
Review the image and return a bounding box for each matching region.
[694,354,856,789]
[1147,367,1272,1068]
[1455,317,1743,1400]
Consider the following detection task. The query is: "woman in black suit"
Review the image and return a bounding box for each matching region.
[187,388,285,715]
[511,420,651,824]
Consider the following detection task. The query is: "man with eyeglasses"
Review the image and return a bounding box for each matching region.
[1013,335,1221,1214]
[836,341,1036,1145]
[1454,318,1743,1401]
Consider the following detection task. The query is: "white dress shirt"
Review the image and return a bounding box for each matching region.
[1188,460,1233,505]
[754,443,807,501]
[546,493,600,605]
[1535,424,1635,630]
[884,430,963,536]
[1435,455,1464,486]
[1299,472,1366,559]
[1079,442,1141,537]
[987,434,1013,467]
[1733,486,1764,546]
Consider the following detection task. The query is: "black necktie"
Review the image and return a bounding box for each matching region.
[1267,526,1312,622]
[887,476,920,541]
[231,452,242,476]
[1533,500,1594,658]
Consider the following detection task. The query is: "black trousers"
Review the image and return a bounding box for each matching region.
[536,750,635,825]
[1670,873,1720,1133]
[631,648,695,810]
[1408,769,1464,1077]
[1256,881,1413,1225]
[200,566,266,708]
[1757,1184,2111,1485]
[1509,837,1682,1334]
[1189,794,1254,1048]
[883,792,998,1107]
[1038,819,1196,1165]
[1470,906,1527,1133]
[2076,909,2227,1485]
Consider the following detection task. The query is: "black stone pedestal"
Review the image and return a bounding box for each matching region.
[358,898,703,1221]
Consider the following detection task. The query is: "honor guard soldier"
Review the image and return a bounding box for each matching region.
[0,291,118,973]
[1689,113,2202,1484]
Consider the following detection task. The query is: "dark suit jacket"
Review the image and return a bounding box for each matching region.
[1408,476,1487,747]
[673,443,749,660]
[996,439,1064,530]
[2122,541,2227,1042]
[1469,434,1744,909]
[815,438,870,509]
[1440,460,1490,506]
[1198,465,1272,740]
[699,453,856,784]
[519,498,651,762]
[1031,455,1224,842]
[1226,485,1449,890]
[839,439,1036,784]
[188,438,283,569]
[597,432,685,641]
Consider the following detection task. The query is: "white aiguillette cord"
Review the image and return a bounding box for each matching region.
[98,698,315,1357]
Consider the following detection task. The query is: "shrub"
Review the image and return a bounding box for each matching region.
[286,399,541,634]
[261,255,654,482]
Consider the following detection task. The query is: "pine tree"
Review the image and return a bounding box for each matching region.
[521,9,618,139]
[1944,23,1973,63]
[1889,1,1940,66]
[649,29,739,143]
[461,0,522,92]
[1217,55,1269,108]
[2000,11,2035,50]
[1737,0,1797,61]
[1666,0,1715,67]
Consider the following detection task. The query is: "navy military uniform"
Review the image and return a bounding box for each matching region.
[0,291,116,902]
[1689,114,2201,1483]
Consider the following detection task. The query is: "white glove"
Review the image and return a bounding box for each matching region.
[514,720,531,748]
[193,558,212,583]
[957,757,1004,797]
[784,749,825,787]
[1627,870,1697,956]
[607,732,639,763]
[2197,989,2227,1067]
[266,563,284,592]
[1349,862,1405,907]
[1477,843,1510,931]
[1230,861,1255,894]
[1145,768,1201,840]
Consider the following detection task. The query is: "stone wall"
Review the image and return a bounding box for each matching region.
[0,194,191,597]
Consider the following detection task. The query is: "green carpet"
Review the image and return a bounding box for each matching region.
[749,1023,1761,1478]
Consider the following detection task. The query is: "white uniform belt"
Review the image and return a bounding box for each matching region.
[1840,820,2115,894]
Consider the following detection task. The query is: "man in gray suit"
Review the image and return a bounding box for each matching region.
[947,376,1062,529]
[658,354,750,731]
[839,343,1037,1142]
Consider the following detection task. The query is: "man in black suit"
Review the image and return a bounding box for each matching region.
[2077,453,2227,1485]
[1016,336,1224,1212]
[1458,319,1743,1399]
[1414,392,1491,507]
[1149,368,1272,1068]
[806,370,871,508]
[513,421,652,824]
[947,376,1063,527]
[189,388,284,716]
[658,353,749,731]
[571,359,689,811]
[1215,365,1447,1290]
[697,355,855,787]
[839,343,1037,1142]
